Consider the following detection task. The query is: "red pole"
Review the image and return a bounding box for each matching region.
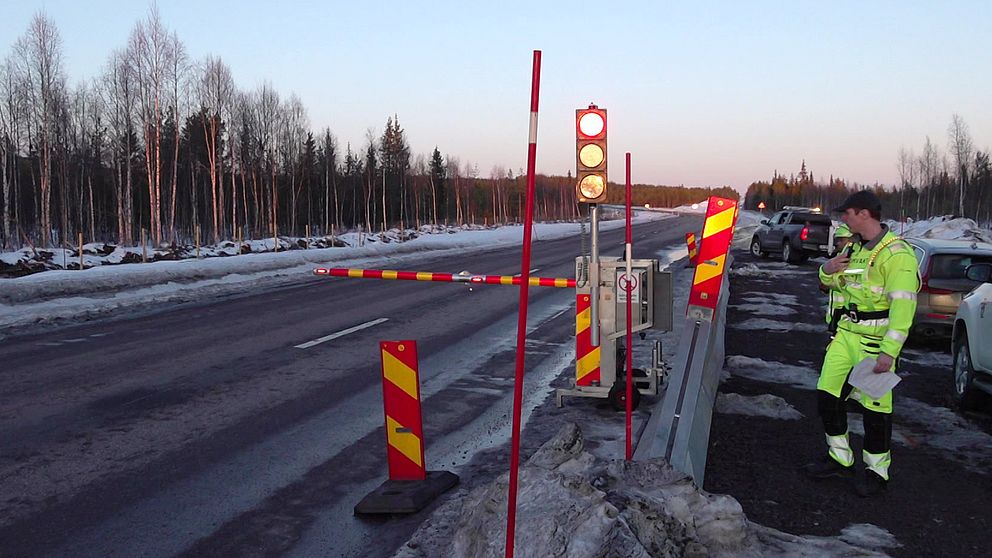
[505,49,540,558]
[625,153,633,461]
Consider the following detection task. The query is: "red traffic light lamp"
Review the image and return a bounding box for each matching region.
[576,105,607,203]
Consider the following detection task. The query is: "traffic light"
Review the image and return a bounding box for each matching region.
[575,105,607,203]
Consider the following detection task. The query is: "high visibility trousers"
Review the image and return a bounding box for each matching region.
[817,390,893,479]
[817,328,894,479]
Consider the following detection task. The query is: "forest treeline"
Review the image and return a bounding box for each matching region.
[743,115,990,223]
[0,10,734,251]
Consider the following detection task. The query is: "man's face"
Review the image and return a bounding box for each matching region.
[840,208,867,235]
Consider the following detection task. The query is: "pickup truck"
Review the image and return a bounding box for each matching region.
[749,208,833,263]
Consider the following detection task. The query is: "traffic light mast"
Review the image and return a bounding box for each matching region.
[576,104,607,345]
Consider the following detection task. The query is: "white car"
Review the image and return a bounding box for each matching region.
[951,262,992,409]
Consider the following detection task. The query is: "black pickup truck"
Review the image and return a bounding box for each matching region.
[749,207,833,263]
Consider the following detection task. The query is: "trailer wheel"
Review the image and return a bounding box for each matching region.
[608,382,641,411]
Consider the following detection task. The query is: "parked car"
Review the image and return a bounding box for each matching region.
[906,238,992,339]
[951,262,992,409]
[750,207,832,263]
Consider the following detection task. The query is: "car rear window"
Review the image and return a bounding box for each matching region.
[792,213,831,225]
[929,253,992,279]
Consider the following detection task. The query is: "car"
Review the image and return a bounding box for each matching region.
[906,238,992,339]
[750,207,832,264]
[951,262,992,409]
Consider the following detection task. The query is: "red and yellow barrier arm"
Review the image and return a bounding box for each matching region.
[314,267,575,288]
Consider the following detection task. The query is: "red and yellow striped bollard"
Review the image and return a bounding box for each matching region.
[380,340,426,481]
[685,232,699,266]
[687,196,739,321]
[356,340,459,514]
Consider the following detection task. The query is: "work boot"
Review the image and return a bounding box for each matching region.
[803,456,854,479]
[855,470,888,497]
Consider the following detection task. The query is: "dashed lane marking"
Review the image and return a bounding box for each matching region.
[294,318,390,350]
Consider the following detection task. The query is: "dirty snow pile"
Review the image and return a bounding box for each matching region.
[395,423,897,558]
[886,215,992,244]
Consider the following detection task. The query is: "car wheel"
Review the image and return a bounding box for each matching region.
[953,334,983,410]
[783,241,806,264]
[750,238,767,258]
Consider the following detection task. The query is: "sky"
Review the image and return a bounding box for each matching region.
[1,0,990,194]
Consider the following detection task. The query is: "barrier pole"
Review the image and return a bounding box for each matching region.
[625,153,633,460]
[505,49,540,558]
[78,232,83,270]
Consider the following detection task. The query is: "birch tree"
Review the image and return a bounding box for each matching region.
[100,49,138,245]
[947,114,974,218]
[128,7,176,245]
[13,12,66,246]
[197,55,232,242]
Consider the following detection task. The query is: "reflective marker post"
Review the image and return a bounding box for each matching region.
[505,49,541,558]
[625,153,633,460]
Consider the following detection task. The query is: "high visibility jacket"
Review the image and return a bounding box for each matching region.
[819,229,920,358]
[825,283,849,326]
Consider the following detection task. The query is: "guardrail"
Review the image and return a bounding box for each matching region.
[633,255,732,487]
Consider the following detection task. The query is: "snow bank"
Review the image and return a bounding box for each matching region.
[394,423,896,558]
[887,216,992,244]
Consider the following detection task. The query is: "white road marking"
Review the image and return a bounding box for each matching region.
[514,268,540,277]
[294,318,389,349]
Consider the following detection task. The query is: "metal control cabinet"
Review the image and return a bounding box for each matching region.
[556,256,673,407]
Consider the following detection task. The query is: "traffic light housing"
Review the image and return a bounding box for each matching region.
[576,105,607,203]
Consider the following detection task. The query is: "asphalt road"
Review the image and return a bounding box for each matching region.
[0,215,700,558]
[706,249,992,557]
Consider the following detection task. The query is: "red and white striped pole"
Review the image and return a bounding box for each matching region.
[505,49,540,558]
[625,153,634,461]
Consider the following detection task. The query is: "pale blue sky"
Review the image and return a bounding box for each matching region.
[2,0,990,193]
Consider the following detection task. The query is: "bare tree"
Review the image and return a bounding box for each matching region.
[100,49,138,245]
[0,57,17,249]
[918,137,939,216]
[165,32,188,241]
[253,82,281,239]
[447,155,461,225]
[948,114,974,218]
[197,55,233,243]
[320,127,339,234]
[13,12,66,246]
[279,94,307,235]
[128,7,176,245]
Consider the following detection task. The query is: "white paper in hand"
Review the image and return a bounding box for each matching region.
[848,357,901,399]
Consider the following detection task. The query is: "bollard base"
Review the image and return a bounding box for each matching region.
[354,470,459,515]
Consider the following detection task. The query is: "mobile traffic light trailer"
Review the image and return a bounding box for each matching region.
[556,255,674,409]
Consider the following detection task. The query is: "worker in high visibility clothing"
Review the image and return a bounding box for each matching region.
[823,223,858,334]
[804,190,920,497]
